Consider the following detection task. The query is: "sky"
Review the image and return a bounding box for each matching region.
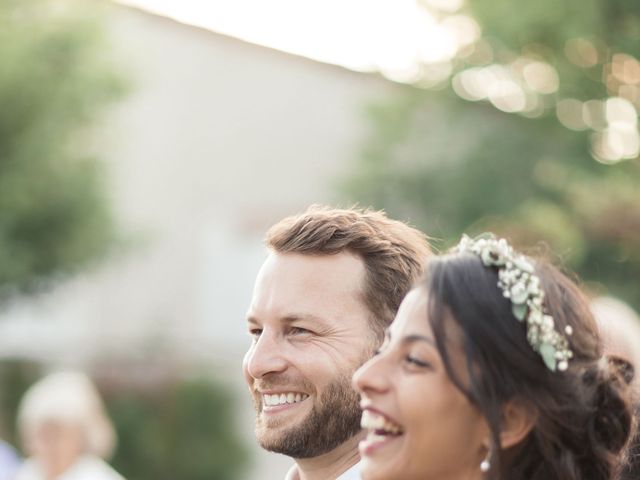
[115,0,477,82]
[114,0,638,162]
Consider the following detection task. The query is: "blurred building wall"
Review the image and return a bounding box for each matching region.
[0,3,397,478]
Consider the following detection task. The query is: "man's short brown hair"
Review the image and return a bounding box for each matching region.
[265,205,431,337]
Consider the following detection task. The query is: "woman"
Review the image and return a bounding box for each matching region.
[353,235,634,480]
[14,371,125,480]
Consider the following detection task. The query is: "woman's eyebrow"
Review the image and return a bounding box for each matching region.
[400,334,436,347]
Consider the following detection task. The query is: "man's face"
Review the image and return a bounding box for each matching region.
[243,251,375,458]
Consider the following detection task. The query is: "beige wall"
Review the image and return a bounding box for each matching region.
[0,4,398,478]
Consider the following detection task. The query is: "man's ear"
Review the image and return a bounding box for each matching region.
[499,398,537,449]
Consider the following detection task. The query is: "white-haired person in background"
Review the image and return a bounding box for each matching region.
[592,297,640,480]
[592,296,640,394]
[14,371,125,480]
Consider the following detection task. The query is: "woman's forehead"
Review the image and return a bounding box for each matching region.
[390,288,430,337]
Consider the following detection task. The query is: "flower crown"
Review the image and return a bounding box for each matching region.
[455,234,573,372]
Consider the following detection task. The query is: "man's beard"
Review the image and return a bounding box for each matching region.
[252,372,362,458]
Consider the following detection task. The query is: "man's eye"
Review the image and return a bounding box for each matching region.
[249,328,262,338]
[290,327,312,335]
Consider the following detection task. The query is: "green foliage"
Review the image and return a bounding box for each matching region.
[342,87,640,309]
[0,0,126,298]
[342,0,640,308]
[106,376,250,480]
[468,0,640,57]
[0,361,249,480]
[464,0,640,101]
[0,360,41,442]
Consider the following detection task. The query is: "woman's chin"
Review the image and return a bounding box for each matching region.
[359,453,401,480]
[359,431,406,479]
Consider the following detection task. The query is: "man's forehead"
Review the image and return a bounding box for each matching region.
[247,252,371,334]
[259,251,364,282]
[252,251,365,301]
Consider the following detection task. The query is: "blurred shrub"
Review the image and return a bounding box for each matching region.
[0,359,41,443]
[0,0,126,300]
[0,360,249,480]
[104,374,249,480]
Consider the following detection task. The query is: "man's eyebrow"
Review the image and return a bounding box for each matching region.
[246,313,328,325]
[283,313,328,323]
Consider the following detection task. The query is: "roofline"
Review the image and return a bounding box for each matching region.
[109,0,394,86]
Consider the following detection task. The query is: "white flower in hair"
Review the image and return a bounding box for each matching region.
[455,234,573,372]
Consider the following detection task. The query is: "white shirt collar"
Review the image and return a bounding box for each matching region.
[285,461,361,480]
[336,462,361,480]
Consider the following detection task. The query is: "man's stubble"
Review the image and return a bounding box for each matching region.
[252,370,363,459]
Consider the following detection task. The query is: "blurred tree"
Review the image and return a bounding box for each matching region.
[0,0,126,300]
[0,360,40,444]
[342,0,640,308]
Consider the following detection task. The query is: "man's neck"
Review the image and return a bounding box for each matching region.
[293,433,363,480]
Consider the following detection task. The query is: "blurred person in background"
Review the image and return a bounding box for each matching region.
[0,439,20,480]
[592,297,640,480]
[243,205,431,480]
[592,297,640,394]
[14,372,125,480]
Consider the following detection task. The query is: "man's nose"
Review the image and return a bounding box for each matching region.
[244,331,288,379]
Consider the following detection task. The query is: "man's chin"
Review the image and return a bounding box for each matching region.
[252,372,363,458]
[255,421,305,455]
[253,408,361,458]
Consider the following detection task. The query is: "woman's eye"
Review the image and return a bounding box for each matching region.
[406,356,431,368]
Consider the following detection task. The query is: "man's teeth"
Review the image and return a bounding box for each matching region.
[361,410,403,435]
[262,392,309,406]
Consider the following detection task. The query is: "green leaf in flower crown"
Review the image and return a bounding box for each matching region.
[511,289,529,304]
[539,343,557,371]
[512,303,527,321]
[476,232,494,240]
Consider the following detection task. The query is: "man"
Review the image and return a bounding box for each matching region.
[243,205,430,480]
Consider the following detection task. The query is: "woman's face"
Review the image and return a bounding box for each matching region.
[353,288,488,480]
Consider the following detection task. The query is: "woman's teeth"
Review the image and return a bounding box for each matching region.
[361,409,403,435]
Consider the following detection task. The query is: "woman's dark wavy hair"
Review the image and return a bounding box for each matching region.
[424,251,635,480]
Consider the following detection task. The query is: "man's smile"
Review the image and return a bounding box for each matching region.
[262,392,310,407]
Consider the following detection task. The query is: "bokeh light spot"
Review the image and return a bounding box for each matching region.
[565,38,598,68]
[556,99,587,131]
[606,97,638,128]
[489,80,527,113]
[523,61,559,94]
[583,100,607,130]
